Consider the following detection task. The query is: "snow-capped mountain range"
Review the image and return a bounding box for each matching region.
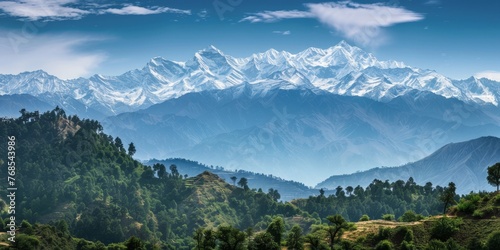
[2,41,500,189]
[1,41,499,117]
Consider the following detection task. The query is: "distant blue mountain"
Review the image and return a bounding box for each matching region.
[104,85,500,186]
[316,136,500,194]
[0,94,52,117]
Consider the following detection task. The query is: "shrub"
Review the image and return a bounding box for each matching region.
[473,209,484,218]
[347,222,357,231]
[457,193,484,215]
[249,232,279,250]
[340,240,356,250]
[486,231,500,250]
[467,237,485,250]
[445,238,464,250]
[14,235,41,250]
[398,211,424,222]
[359,214,370,221]
[376,227,392,242]
[401,241,416,250]
[425,239,446,250]
[382,214,395,221]
[430,217,462,241]
[493,194,500,204]
[473,206,494,218]
[457,201,476,214]
[392,226,410,242]
[375,240,393,250]
[21,220,34,235]
[404,229,414,242]
[355,236,366,244]
[484,206,494,214]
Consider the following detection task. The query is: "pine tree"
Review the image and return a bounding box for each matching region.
[487,163,500,191]
[127,142,136,156]
[440,182,456,214]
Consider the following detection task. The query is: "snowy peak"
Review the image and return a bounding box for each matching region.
[252,48,292,66]
[193,45,227,62]
[1,41,500,116]
[205,45,225,55]
[189,46,233,73]
[297,47,326,59]
[0,70,72,96]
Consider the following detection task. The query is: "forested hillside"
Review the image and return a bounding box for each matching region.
[0,108,308,248]
[1,108,499,250]
[293,178,447,221]
[146,158,335,201]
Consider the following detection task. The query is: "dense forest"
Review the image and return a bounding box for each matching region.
[1,108,500,250]
[0,108,309,248]
[293,177,449,221]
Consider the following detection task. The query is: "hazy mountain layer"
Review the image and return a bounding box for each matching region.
[316,136,500,194]
[105,85,500,185]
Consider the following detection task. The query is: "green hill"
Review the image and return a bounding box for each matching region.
[338,192,500,249]
[1,108,500,250]
[146,158,335,201]
[0,109,308,248]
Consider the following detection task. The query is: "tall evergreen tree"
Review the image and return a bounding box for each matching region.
[114,137,124,152]
[440,182,457,214]
[324,215,348,250]
[249,232,279,250]
[127,142,136,156]
[230,176,237,186]
[487,163,500,191]
[267,217,285,246]
[286,225,304,250]
[216,225,246,250]
[237,177,249,190]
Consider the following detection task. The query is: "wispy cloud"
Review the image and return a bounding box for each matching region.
[0,31,107,79]
[425,0,441,5]
[0,0,190,21]
[0,0,88,21]
[240,10,313,23]
[241,1,423,47]
[101,5,190,16]
[475,71,500,82]
[197,9,208,18]
[273,30,291,35]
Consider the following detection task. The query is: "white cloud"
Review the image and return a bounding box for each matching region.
[0,32,107,79]
[307,2,423,47]
[475,71,500,82]
[197,9,208,18]
[241,1,423,47]
[0,0,89,21]
[102,5,190,15]
[273,30,291,35]
[0,0,190,21]
[240,10,313,23]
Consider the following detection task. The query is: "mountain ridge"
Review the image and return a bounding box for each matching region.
[1,41,500,118]
[104,86,500,185]
[316,136,500,194]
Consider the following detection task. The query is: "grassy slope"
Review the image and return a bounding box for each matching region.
[181,171,240,228]
[341,192,500,248]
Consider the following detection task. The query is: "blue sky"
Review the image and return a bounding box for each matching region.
[0,0,499,81]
